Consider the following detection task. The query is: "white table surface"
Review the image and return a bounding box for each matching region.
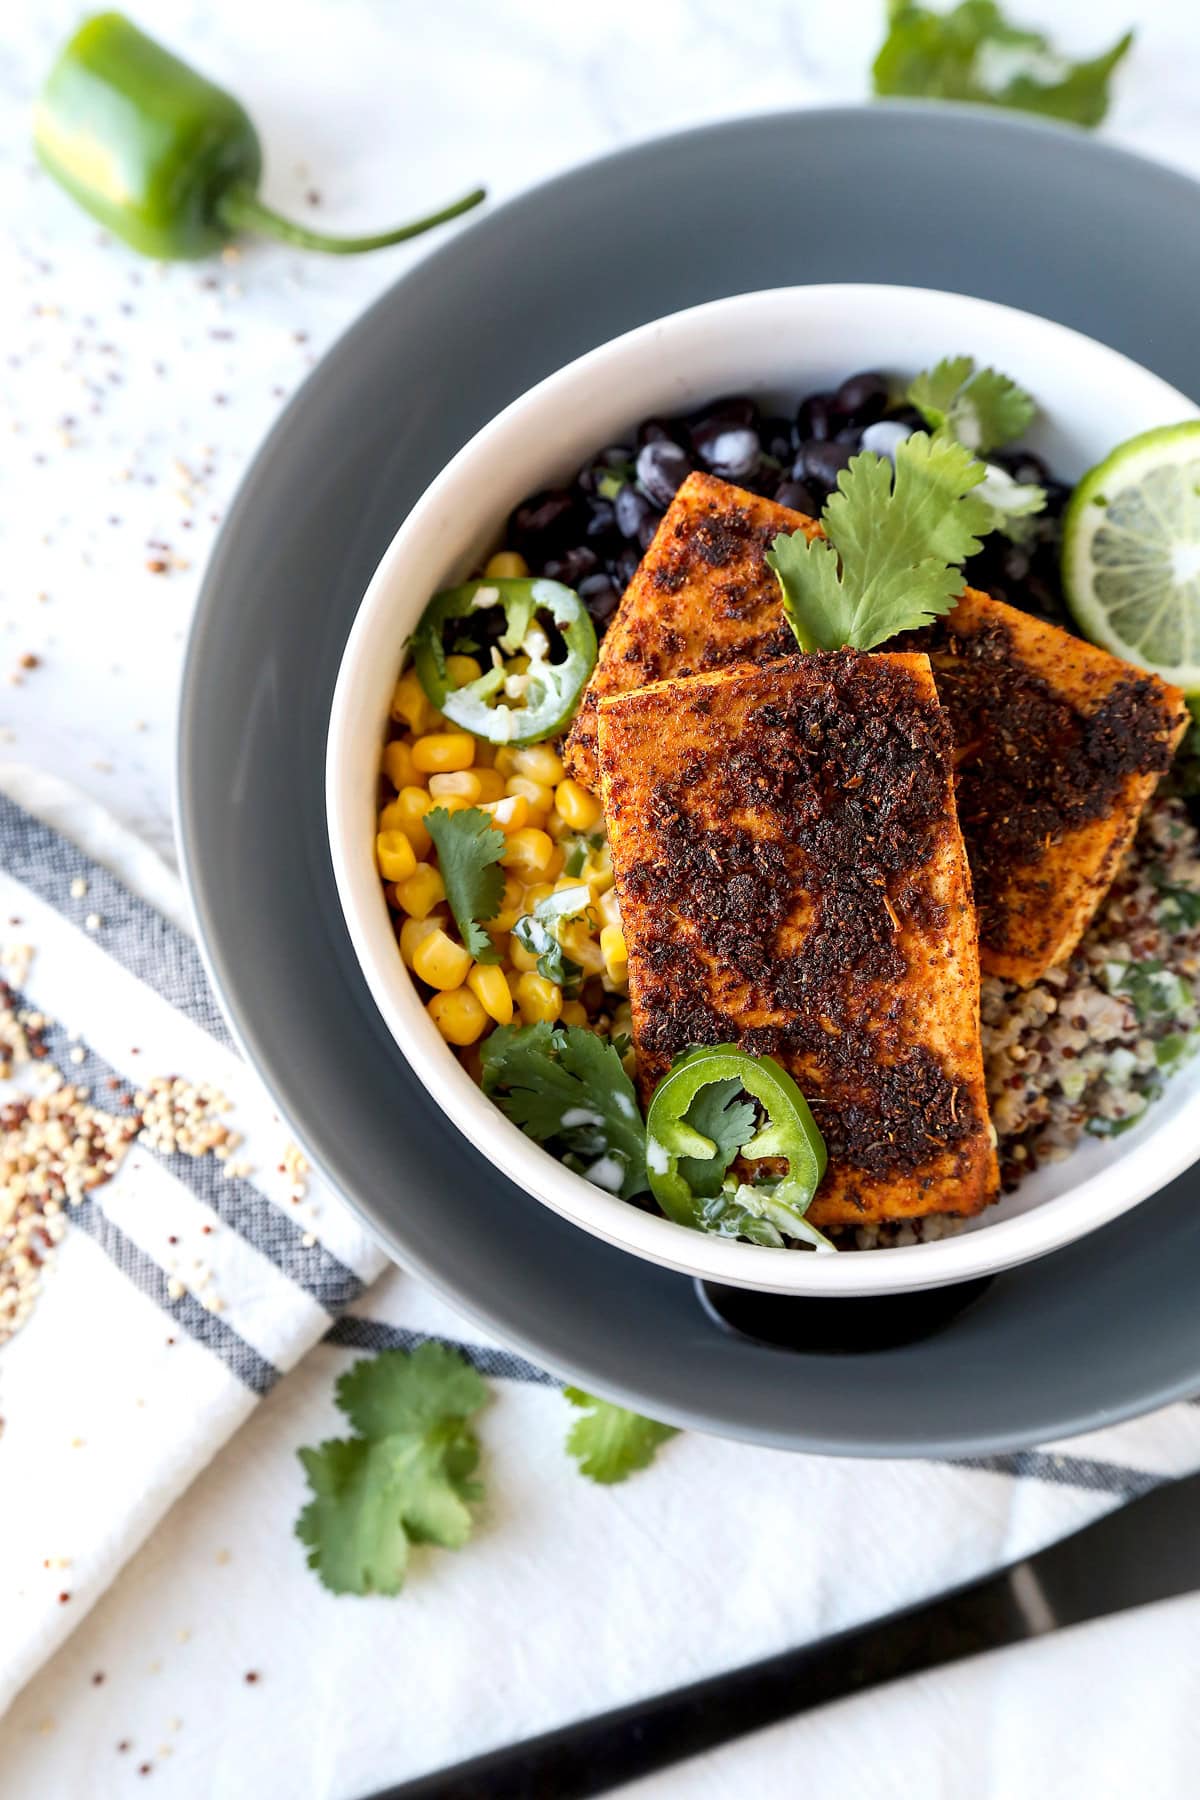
[3,1,1200,1795]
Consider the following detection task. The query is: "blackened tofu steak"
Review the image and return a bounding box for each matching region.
[597,655,999,1227]
[905,590,1188,984]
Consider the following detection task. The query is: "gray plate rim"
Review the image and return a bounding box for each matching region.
[177,102,1200,1455]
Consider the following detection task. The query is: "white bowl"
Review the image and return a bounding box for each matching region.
[327,284,1200,1298]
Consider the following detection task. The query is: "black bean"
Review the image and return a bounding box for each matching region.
[761,416,797,465]
[610,546,642,588]
[885,403,926,432]
[543,546,599,586]
[795,392,840,442]
[834,370,889,426]
[689,395,757,431]
[509,489,580,557]
[584,499,617,540]
[578,571,622,625]
[1001,544,1032,583]
[637,508,663,550]
[691,420,760,480]
[614,484,656,540]
[835,425,863,446]
[636,439,691,508]
[636,418,683,451]
[795,439,856,489]
[775,479,822,516]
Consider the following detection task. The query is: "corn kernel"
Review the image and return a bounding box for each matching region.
[445,654,483,688]
[382,739,419,791]
[513,744,566,786]
[493,746,519,778]
[543,846,565,881]
[429,770,482,804]
[561,1001,589,1028]
[391,667,435,734]
[473,767,506,803]
[413,732,476,774]
[515,971,563,1025]
[505,968,524,1000]
[376,830,417,882]
[399,913,448,968]
[468,963,513,1025]
[389,786,435,858]
[597,887,622,931]
[506,774,555,816]
[600,924,628,983]
[427,986,488,1046]
[480,794,529,834]
[508,938,540,974]
[394,863,445,920]
[522,882,556,911]
[554,778,602,831]
[427,794,472,818]
[491,875,525,933]
[485,550,529,579]
[501,827,554,876]
[473,740,497,769]
[560,921,605,975]
[412,928,473,991]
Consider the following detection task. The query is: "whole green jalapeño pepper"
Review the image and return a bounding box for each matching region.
[645,1046,832,1252]
[34,13,485,261]
[413,577,598,746]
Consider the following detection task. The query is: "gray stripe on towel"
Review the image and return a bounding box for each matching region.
[324,1316,557,1384]
[948,1450,1165,1500]
[0,790,234,1047]
[74,1199,278,1394]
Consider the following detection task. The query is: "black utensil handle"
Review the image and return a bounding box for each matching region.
[364,1566,1036,1800]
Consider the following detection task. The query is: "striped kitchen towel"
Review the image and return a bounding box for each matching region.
[5,767,1200,1793]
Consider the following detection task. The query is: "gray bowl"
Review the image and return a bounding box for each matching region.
[178,104,1200,1454]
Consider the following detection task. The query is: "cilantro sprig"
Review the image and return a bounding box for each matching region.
[766,430,990,652]
[873,2,1133,129]
[295,1343,487,1596]
[564,1389,678,1484]
[511,885,595,993]
[908,355,1034,456]
[481,1021,648,1199]
[907,355,1046,541]
[424,805,505,964]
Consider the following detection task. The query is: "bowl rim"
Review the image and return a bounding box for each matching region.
[326,280,1200,1299]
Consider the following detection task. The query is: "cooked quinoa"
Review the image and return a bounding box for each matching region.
[850,793,1200,1249]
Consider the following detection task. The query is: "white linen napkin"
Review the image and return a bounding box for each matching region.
[3,769,1200,1797]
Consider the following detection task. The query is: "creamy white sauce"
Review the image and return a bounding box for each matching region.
[586,1155,624,1193]
[562,1107,604,1130]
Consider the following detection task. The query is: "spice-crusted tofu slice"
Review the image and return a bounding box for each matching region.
[563,471,818,792]
[597,653,998,1228]
[905,590,1189,985]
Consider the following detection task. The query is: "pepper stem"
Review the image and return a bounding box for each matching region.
[215,183,485,255]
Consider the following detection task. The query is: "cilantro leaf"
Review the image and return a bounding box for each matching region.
[766,431,990,652]
[425,806,505,964]
[481,1021,648,1198]
[1154,878,1200,930]
[1101,959,1193,1024]
[676,1077,757,1199]
[563,1388,677,1484]
[294,1344,486,1597]
[874,2,1133,129]
[908,355,1035,455]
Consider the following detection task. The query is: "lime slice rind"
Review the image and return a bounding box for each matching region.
[1063,420,1200,693]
